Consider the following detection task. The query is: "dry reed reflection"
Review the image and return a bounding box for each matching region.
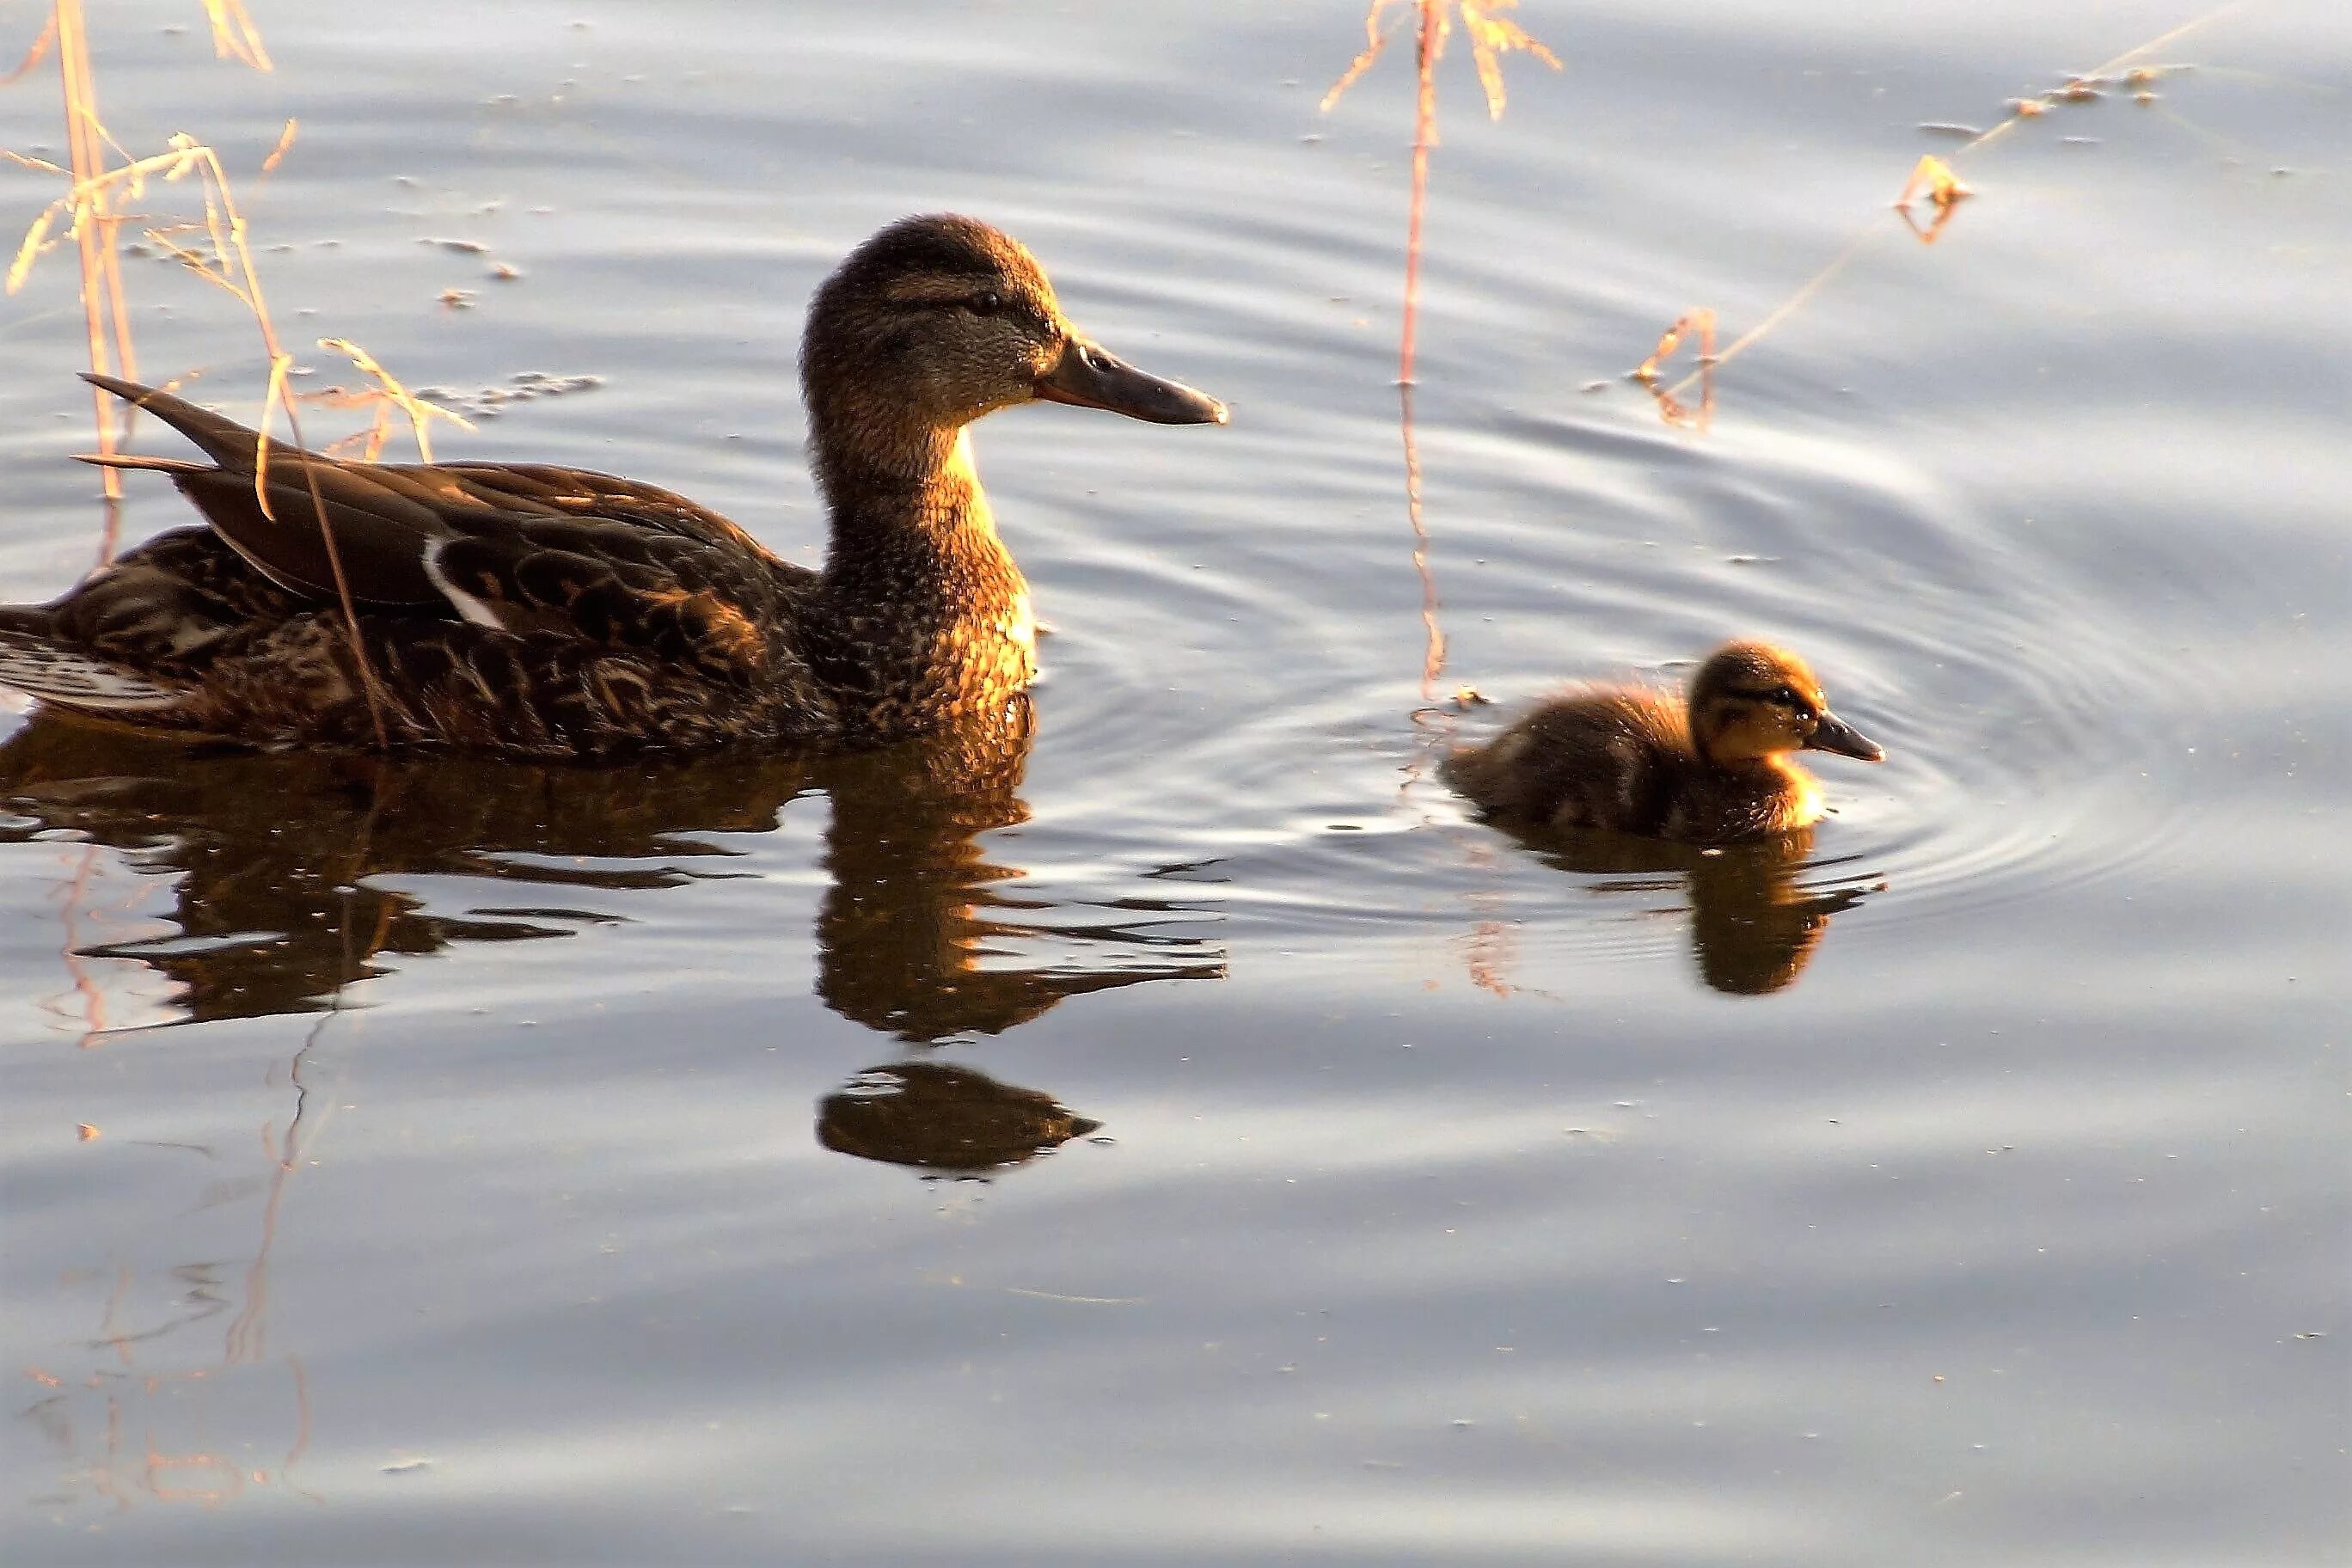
[40,840,113,1044]
[5,701,1221,1510]
[21,741,354,1520]
[1399,384,1445,701]
[15,909,340,1519]
[20,1193,321,1516]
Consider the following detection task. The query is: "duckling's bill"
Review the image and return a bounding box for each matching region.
[1037,339,1227,426]
[1804,711,1886,763]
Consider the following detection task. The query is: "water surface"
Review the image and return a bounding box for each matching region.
[3,2,2345,1563]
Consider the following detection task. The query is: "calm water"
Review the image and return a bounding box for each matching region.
[3,2,2345,1562]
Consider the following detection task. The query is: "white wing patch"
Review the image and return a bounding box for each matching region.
[420,538,515,631]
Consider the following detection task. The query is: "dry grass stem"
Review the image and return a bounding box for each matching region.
[3,15,57,85]
[1632,308,1716,430]
[7,1,281,537]
[1893,154,1971,244]
[43,1,138,524]
[1459,1,1560,119]
[1633,308,1716,383]
[197,0,272,71]
[4,3,413,744]
[1323,1,1560,385]
[1651,0,2245,413]
[315,336,475,462]
[1322,5,1561,708]
[260,115,297,175]
[1324,0,1559,121]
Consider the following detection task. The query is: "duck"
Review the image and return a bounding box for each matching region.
[1442,640,1885,844]
[0,214,1226,756]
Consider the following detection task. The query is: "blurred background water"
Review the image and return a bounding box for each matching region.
[2,2,2344,1562]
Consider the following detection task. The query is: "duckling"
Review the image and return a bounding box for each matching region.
[1442,640,1884,844]
[0,214,1225,756]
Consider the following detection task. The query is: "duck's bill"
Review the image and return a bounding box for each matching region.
[1804,712,1886,763]
[1038,340,1228,426]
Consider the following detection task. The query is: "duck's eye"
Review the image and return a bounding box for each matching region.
[965,290,1003,317]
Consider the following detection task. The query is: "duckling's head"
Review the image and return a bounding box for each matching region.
[1688,640,1885,767]
[800,213,1225,467]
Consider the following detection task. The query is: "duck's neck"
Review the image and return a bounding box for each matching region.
[1768,756,1823,827]
[1700,752,1822,835]
[814,419,1021,601]
[1683,732,1824,837]
[807,413,1035,732]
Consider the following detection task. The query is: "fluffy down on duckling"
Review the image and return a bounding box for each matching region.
[1443,640,1884,845]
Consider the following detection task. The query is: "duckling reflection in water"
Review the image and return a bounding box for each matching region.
[1443,640,1884,845]
[1494,823,1879,995]
[0,215,1224,755]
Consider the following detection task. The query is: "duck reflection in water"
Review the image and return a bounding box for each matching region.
[0,696,1225,1038]
[818,1061,1101,1179]
[3,699,1203,1510]
[1480,818,1878,995]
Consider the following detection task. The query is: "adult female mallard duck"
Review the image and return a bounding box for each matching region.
[1443,640,1885,845]
[0,214,1225,756]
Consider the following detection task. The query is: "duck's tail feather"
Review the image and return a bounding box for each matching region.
[74,452,213,476]
[0,611,192,712]
[80,372,262,469]
[77,376,450,609]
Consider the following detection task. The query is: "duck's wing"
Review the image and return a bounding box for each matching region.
[78,375,812,679]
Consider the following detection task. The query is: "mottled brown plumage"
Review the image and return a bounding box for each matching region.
[0,214,1224,756]
[1443,640,1885,844]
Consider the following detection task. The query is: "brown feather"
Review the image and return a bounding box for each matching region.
[3,216,1221,756]
[1445,642,1881,846]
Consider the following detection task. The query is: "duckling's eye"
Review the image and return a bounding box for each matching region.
[965,290,1003,317]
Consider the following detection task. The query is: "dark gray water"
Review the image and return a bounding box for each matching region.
[3,2,2345,1562]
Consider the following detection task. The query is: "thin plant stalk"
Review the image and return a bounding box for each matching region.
[1658,0,2243,405]
[1400,1,1439,388]
[3,16,58,86]
[1400,9,1443,695]
[1324,2,1558,701]
[196,149,395,750]
[51,1,134,542]
[1400,384,1444,698]
[9,130,396,747]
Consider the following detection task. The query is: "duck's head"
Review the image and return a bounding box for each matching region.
[800,213,1226,459]
[1688,640,1885,767]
